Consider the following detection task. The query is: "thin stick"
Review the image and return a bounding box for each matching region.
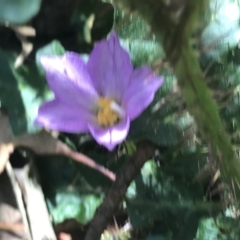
[14,131,116,182]
[59,145,116,182]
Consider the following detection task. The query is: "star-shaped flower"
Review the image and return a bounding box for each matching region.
[35,32,164,150]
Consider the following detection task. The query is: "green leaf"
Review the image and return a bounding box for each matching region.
[121,39,164,67]
[114,9,150,40]
[114,9,165,68]
[0,50,26,134]
[35,155,103,224]
[0,0,41,24]
[48,191,102,224]
[194,215,240,240]
[129,117,181,146]
[14,65,53,133]
[0,49,52,134]
[129,105,192,147]
[35,40,65,74]
[126,159,219,239]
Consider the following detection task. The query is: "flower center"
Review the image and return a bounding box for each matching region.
[97,97,122,127]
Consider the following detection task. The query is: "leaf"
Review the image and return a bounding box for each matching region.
[121,39,164,67]
[0,41,65,135]
[15,40,65,133]
[194,215,240,240]
[114,9,150,40]
[129,117,181,146]
[11,61,52,134]
[129,106,193,147]
[14,65,53,134]
[0,50,27,135]
[114,9,165,68]
[35,40,65,74]
[0,49,51,135]
[126,160,220,239]
[48,191,102,224]
[0,0,41,24]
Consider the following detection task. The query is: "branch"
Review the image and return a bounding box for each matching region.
[84,141,156,240]
[59,144,116,182]
[0,112,116,181]
[15,132,116,182]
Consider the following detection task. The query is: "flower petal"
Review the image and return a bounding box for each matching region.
[88,117,130,151]
[35,100,95,132]
[40,53,99,111]
[122,66,164,120]
[87,32,133,102]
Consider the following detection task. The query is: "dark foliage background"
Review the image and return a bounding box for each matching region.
[1,0,240,239]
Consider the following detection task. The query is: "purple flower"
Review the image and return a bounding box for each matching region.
[35,32,164,150]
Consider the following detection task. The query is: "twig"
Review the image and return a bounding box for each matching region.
[0,111,116,181]
[60,146,116,182]
[84,141,156,240]
[13,131,116,182]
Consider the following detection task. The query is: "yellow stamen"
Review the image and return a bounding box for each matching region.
[97,97,120,127]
